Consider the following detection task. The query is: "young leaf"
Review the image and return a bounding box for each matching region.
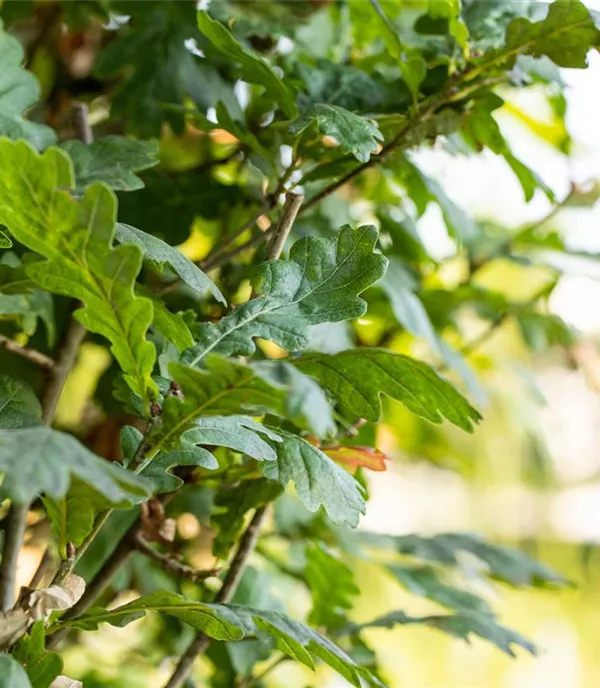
[295,349,481,431]
[142,446,218,494]
[0,140,157,407]
[184,225,388,365]
[0,20,56,150]
[197,10,297,119]
[116,223,225,304]
[347,609,536,657]
[305,543,359,631]
[60,137,159,193]
[0,655,32,688]
[181,416,281,462]
[212,480,283,559]
[253,361,336,438]
[13,622,62,688]
[138,285,194,351]
[147,356,284,454]
[0,376,42,429]
[323,446,388,473]
[260,429,366,527]
[0,229,11,248]
[0,426,150,505]
[57,593,384,687]
[290,104,383,163]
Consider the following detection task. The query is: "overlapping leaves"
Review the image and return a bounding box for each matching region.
[0,140,157,407]
[184,225,388,365]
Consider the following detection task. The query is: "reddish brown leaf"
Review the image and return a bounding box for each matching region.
[323,445,389,473]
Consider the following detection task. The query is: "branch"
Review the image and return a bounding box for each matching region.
[0,334,55,371]
[163,507,268,688]
[162,192,303,688]
[133,535,220,583]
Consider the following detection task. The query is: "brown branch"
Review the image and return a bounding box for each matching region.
[133,535,220,583]
[163,506,268,688]
[0,334,55,371]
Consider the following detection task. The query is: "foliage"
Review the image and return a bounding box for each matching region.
[0,2,597,686]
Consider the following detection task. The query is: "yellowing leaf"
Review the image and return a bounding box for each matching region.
[323,446,389,473]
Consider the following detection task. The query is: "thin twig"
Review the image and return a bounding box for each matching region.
[0,504,28,610]
[0,334,55,371]
[133,535,220,583]
[163,507,268,688]
[239,654,288,688]
[265,192,304,260]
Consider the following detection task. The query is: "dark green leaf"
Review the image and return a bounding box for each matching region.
[141,446,218,493]
[253,361,336,438]
[291,105,383,163]
[147,356,284,454]
[197,10,297,119]
[58,593,384,687]
[13,622,62,688]
[60,137,159,192]
[296,348,481,431]
[0,376,41,429]
[0,426,150,504]
[0,20,56,150]
[212,479,283,558]
[95,4,237,136]
[261,429,366,527]
[184,225,388,365]
[116,223,225,304]
[182,415,281,461]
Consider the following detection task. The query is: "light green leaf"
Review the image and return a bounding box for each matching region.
[197,10,297,119]
[60,137,159,193]
[484,1,599,71]
[184,225,388,365]
[182,415,281,462]
[260,429,366,527]
[253,361,336,438]
[291,104,383,163]
[116,223,225,304]
[0,655,32,688]
[141,446,218,493]
[0,20,56,150]
[139,285,194,351]
[57,593,384,687]
[0,426,151,505]
[347,609,536,657]
[0,140,157,408]
[0,376,41,429]
[305,543,359,630]
[296,349,481,432]
[147,356,284,455]
[13,622,62,688]
[212,479,283,558]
